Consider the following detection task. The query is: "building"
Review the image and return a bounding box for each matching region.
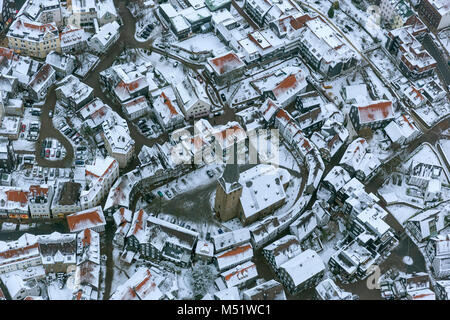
[422,80,446,102]
[262,235,302,273]
[278,249,325,294]
[28,185,53,219]
[425,234,450,278]
[380,0,413,29]
[66,0,117,29]
[264,70,308,108]
[60,25,88,54]
[76,228,100,266]
[0,234,41,274]
[126,215,199,267]
[45,51,76,79]
[315,278,354,300]
[214,160,291,225]
[385,17,437,79]
[407,160,443,188]
[101,111,135,168]
[320,166,352,202]
[0,136,15,173]
[220,261,258,289]
[384,114,420,145]
[27,64,56,101]
[349,100,395,131]
[195,240,214,262]
[17,0,63,26]
[78,98,112,130]
[406,205,450,242]
[215,242,253,272]
[51,181,82,218]
[243,279,287,300]
[339,138,381,182]
[173,76,211,119]
[122,96,151,120]
[112,208,132,248]
[0,187,29,219]
[435,281,450,300]
[308,120,349,162]
[89,21,120,54]
[1,274,39,300]
[55,75,94,110]
[328,235,378,280]
[7,17,60,59]
[110,267,166,300]
[80,156,119,210]
[152,91,185,132]
[37,232,76,274]
[206,52,246,86]
[66,206,106,233]
[298,17,358,78]
[212,228,251,253]
[243,0,301,27]
[417,0,450,30]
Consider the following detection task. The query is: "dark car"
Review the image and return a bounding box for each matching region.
[221,93,226,101]
[142,127,150,133]
[75,160,85,166]
[56,150,61,158]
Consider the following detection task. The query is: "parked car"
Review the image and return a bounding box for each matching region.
[49,110,53,118]
[56,150,61,158]
[45,149,50,158]
[221,93,226,101]
[21,124,26,132]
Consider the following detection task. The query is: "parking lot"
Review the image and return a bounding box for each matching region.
[40,138,66,161]
[134,117,164,139]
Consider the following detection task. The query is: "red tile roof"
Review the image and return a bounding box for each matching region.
[357,101,394,123]
[209,52,245,75]
[218,244,252,259]
[67,208,105,232]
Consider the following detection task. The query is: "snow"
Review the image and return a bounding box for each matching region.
[386,204,418,225]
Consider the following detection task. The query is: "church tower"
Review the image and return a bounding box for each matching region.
[214,141,243,222]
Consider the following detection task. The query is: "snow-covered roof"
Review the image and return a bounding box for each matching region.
[102,111,135,155]
[270,70,307,106]
[259,98,279,123]
[212,228,251,253]
[239,164,290,220]
[56,75,94,105]
[91,21,120,46]
[113,207,133,226]
[0,234,39,268]
[263,235,302,269]
[85,156,117,179]
[215,243,253,271]
[315,278,353,300]
[8,17,59,42]
[356,100,395,124]
[323,166,351,192]
[66,206,106,233]
[28,63,55,93]
[152,91,184,128]
[76,228,100,265]
[126,209,149,244]
[208,52,245,76]
[243,279,286,300]
[279,249,324,287]
[221,261,258,288]
[45,51,75,73]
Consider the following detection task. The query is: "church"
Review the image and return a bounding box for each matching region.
[214,142,291,226]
